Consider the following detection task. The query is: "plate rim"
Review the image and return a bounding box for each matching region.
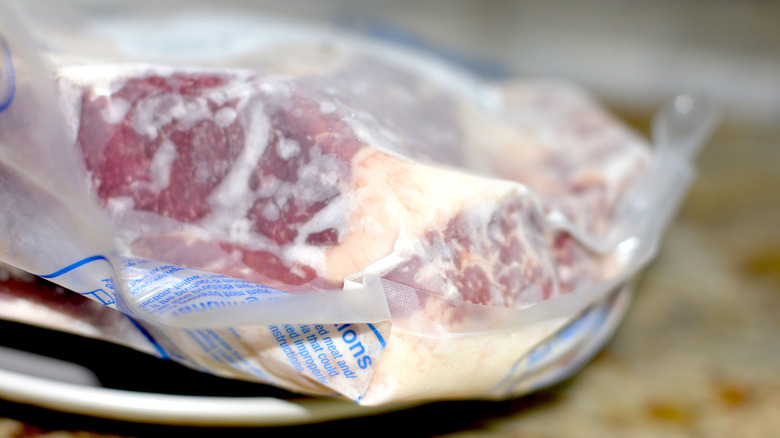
[0,366,415,426]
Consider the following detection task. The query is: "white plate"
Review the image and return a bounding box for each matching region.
[0,286,630,427]
[0,342,415,426]
[0,365,415,426]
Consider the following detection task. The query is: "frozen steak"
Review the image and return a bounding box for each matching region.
[4,44,652,403]
[57,54,649,303]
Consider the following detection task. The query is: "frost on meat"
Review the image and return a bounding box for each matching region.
[12,49,653,402]
[62,56,647,307]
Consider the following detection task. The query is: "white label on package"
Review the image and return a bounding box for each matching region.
[38,254,389,399]
[267,322,387,401]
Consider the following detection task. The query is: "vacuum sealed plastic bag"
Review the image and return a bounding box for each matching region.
[0,3,716,405]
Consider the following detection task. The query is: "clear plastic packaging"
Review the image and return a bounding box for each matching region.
[0,3,716,405]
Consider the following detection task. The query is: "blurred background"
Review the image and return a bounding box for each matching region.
[228,0,780,130]
[2,1,779,436]
[15,0,780,129]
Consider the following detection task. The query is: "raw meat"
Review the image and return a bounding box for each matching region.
[57,55,648,307]
[3,45,652,403]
